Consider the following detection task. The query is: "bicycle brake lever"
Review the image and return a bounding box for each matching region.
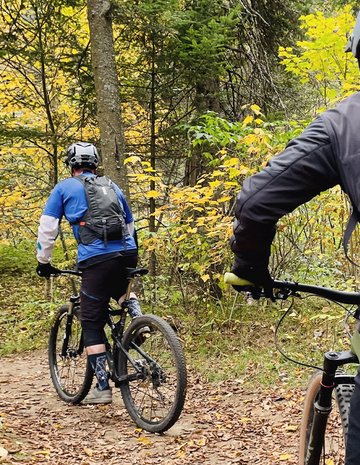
[274,289,301,300]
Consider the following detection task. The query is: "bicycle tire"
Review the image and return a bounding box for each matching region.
[299,370,354,465]
[48,305,93,404]
[118,314,187,433]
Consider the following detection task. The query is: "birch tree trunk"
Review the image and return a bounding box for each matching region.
[86,0,129,197]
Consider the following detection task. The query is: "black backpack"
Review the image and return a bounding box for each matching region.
[74,175,128,245]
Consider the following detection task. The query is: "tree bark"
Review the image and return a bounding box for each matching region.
[86,0,129,197]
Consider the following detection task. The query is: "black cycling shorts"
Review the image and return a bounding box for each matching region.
[80,253,138,332]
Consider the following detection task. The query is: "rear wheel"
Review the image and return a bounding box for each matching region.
[48,305,93,403]
[118,314,187,433]
[299,371,354,465]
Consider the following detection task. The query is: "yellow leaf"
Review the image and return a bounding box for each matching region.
[279,453,292,460]
[195,438,207,446]
[136,436,153,446]
[174,234,187,243]
[145,190,160,199]
[243,133,257,145]
[52,423,64,429]
[222,158,239,167]
[0,447,8,459]
[211,170,223,177]
[83,448,93,457]
[217,196,231,203]
[33,450,50,456]
[124,155,142,164]
[209,180,222,188]
[250,104,262,115]
[242,115,254,127]
[201,274,210,282]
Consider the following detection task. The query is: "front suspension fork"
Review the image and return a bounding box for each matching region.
[305,350,357,465]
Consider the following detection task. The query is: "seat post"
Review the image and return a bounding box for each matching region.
[124,278,134,300]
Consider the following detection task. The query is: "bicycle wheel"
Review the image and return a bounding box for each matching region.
[118,314,187,433]
[299,370,355,465]
[48,305,93,404]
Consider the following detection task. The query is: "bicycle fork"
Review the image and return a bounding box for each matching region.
[61,296,82,358]
[305,350,357,465]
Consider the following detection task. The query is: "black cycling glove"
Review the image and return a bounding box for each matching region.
[36,262,61,278]
[231,257,274,301]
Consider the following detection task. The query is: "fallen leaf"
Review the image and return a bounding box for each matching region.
[0,447,8,459]
[279,453,292,460]
[136,436,153,446]
[83,448,93,457]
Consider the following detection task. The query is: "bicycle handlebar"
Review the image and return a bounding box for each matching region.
[54,267,149,280]
[224,272,360,305]
[57,269,82,277]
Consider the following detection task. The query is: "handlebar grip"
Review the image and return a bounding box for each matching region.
[224,272,255,287]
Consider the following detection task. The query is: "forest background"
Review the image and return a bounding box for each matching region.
[1,0,360,383]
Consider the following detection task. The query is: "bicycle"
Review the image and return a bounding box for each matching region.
[48,267,187,434]
[224,272,360,465]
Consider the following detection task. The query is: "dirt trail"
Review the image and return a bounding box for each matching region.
[0,350,303,465]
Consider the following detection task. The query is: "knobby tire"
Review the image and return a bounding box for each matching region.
[118,314,187,433]
[48,305,93,404]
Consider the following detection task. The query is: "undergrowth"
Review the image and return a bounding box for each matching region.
[0,241,355,390]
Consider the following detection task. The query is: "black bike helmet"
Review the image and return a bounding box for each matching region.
[65,142,99,170]
[345,11,360,59]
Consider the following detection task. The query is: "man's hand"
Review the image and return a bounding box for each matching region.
[36,262,61,278]
[231,258,274,300]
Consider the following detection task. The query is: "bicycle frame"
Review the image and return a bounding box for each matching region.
[273,280,360,464]
[58,267,151,386]
[49,266,187,433]
[225,272,360,464]
[274,281,360,465]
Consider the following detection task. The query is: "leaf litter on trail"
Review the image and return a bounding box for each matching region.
[1,350,303,465]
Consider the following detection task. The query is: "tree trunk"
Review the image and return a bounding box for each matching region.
[149,31,157,276]
[86,0,129,197]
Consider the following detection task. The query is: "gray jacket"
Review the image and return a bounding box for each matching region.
[231,92,360,266]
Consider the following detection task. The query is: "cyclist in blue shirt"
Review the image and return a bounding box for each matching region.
[36,142,141,404]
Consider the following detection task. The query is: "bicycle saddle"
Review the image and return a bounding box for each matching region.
[125,267,149,279]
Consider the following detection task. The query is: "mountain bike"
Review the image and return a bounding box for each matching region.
[48,267,187,433]
[224,272,360,465]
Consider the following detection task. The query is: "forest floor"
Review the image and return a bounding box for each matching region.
[0,349,304,465]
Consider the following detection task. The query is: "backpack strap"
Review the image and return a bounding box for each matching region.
[69,175,89,227]
[343,206,360,267]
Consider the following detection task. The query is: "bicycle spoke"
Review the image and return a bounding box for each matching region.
[119,315,187,433]
[49,306,93,403]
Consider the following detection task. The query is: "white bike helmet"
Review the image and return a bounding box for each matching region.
[65,142,99,169]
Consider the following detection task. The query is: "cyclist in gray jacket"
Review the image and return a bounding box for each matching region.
[230,12,360,465]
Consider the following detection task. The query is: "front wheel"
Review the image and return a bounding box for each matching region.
[298,370,354,465]
[118,314,187,433]
[48,305,93,403]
